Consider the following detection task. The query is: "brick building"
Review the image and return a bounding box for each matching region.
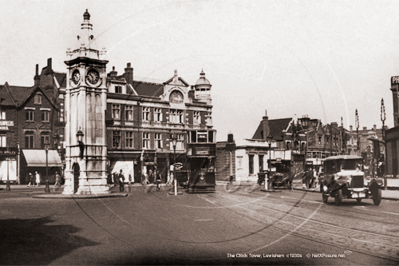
[0,66,64,184]
[106,65,215,183]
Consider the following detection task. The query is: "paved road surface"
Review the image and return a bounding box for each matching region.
[1,185,399,265]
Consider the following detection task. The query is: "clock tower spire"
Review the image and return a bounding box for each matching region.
[63,10,109,195]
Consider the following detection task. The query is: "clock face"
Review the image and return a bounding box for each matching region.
[72,70,80,85]
[86,69,100,85]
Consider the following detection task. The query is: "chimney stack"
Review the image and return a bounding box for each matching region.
[262,110,269,140]
[124,62,134,86]
[46,58,52,74]
[109,66,117,77]
[34,64,40,86]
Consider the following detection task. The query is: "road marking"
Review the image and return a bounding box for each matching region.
[194,219,213,222]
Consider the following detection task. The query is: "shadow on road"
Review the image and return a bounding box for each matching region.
[0,216,98,265]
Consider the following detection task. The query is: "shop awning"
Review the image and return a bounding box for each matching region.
[22,149,63,167]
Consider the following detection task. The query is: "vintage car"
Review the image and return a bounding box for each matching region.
[320,155,382,206]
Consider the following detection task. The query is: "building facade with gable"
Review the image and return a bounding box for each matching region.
[0,10,216,187]
[106,65,214,183]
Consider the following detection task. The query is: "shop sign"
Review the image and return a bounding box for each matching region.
[195,147,210,155]
[392,76,399,85]
[198,134,207,140]
[0,121,14,130]
[0,149,16,155]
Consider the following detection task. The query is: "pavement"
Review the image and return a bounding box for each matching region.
[2,179,399,200]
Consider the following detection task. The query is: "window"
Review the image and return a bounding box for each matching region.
[25,131,34,148]
[115,85,122,93]
[155,133,162,149]
[34,93,42,104]
[194,111,201,125]
[170,109,183,124]
[170,134,184,150]
[154,108,162,122]
[143,132,150,149]
[42,111,50,122]
[142,107,150,121]
[112,104,120,120]
[249,154,254,175]
[286,141,291,150]
[112,131,121,148]
[259,155,264,172]
[0,111,5,120]
[318,135,322,145]
[26,110,34,122]
[0,135,6,147]
[125,105,133,121]
[126,131,133,148]
[41,133,50,148]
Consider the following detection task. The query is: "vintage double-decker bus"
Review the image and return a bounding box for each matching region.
[175,130,216,193]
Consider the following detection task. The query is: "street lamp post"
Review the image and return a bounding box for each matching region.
[76,129,84,160]
[267,135,273,190]
[5,147,10,191]
[45,138,50,193]
[168,133,182,195]
[261,135,281,193]
[381,98,387,190]
[355,109,359,153]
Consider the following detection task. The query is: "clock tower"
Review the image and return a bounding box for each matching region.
[63,10,109,194]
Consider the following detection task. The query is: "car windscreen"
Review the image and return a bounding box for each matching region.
[324,159,363,173]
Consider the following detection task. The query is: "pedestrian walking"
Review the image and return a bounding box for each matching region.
[114,172,119,187]
[167,164,174,185]
[35,171,40,187]
[27,173,33,187]
[53,172,61,187]
[155,170,162,191]
[148,169,154,184]
[119,169,125,192]
[128,174,132,186]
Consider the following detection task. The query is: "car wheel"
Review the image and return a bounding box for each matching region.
[335,189,342,206]
[356,198,362,203]
[373,188,382,206]
[322,192,328,203]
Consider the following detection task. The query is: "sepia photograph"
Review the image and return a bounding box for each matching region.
[1,0,399,265]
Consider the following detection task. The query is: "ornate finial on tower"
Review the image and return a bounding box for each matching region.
[83,9,90,20]
[173,69,178,83]
[81,9,93,31]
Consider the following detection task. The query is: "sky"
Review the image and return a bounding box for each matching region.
[0,0,398,141]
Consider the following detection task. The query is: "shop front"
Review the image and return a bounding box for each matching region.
[0,147,17,184]
[20,149,63,184]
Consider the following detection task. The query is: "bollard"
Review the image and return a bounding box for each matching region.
[6,180,11,191]
[45,180,50,193]
[174,179,177,195]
